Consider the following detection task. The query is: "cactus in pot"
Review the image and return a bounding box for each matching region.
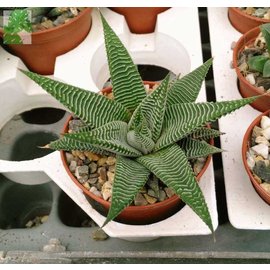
[20,12,260,233]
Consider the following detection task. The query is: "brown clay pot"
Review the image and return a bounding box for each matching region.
[110,7,170,34]
[242,109,270,205]
[233,26,269,112]
[0,8,92,75]
[228,7,270,34]
[60,82,213,225]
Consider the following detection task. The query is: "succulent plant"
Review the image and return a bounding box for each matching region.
[3,9,32,44]
[248,23,270,78]
[20,12,259,233]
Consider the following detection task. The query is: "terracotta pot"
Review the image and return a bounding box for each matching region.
[228,7,270,34]
[60,82,213,225]
[233,26,269,112]
[242,109,270,205]
[0,8,92,75]
[110,7,170,34]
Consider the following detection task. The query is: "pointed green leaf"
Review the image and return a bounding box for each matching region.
[155,96,259,150]
[20,70,130,128]
[100,13,146,111]
[167,58,213,105]
[47,136,110,156]
[190,127,224,140]
[47,124,110,155]
[260,23,270,53]
[64,121,142,157]
[179,138,223,159]
[128,74,169,142]
[141,74,169,142]
[103,156,150,227]
[263,59,270,77]
[127,129,155,155]
[248,55,268,73]
[137,144,213,232]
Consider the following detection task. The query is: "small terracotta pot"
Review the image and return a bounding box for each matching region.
[228,7,270,34]
[0,8,92,75]
[60,82,213,225]
[233,26,269,112]
[242,109,270,205]
[110,7,170,34]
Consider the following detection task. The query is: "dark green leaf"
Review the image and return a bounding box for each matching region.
[137,144,213,232]
[260,23,270,53]
[100,13,146,111]
[64,121,142,157]
[156,96,259,150]
[103,156,150,227]
[20,70,130,128]
[167,58,213,105]
[248,55,269,73]
[179,138,223,159]
[263,59,270,77]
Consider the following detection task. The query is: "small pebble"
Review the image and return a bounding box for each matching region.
[143,193,158,204]
[106,156,116,166]
[246,74,256,85]
[251,144,269,159]
[107,171,115,184]
[134,193,148,206]
[164,187,175,198]
[89,162,98,173]
[92,229,108,241]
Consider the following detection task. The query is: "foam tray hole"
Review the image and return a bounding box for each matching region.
[58,192,97,228]
[10,131,58,161]
[0,175,53,229]
[21,108,66,125]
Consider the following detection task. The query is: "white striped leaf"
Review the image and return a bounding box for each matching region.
[179,138,223,159]
[141,74,169,142]
[128,74,169,142]
[127,129,155,155]
[190,127,224,140]
[101,13,146,111]
[137,144,213,232]
[167,58,213,105]
[47,124,110,155]
[64,121,142,157]
[48,136,110,156]
[155,96,259,150]
[103,156,150,226]
[20,70,130,128]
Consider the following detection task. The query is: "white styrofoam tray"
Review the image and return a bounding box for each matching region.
[208,7,270,230]
[0,7,218,240]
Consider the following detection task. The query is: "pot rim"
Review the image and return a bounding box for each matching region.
[232,26,266,96]
[229,7,270,24]
[60,82,213,212]
[242,109,270,203]
[0,8,92,37]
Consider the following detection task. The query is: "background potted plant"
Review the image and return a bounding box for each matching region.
[20,12,260,233]
[0,7,92,75]
[233,23,270,112]
[242,109,270,205]
[228,7,270,34]
[109,7,170,34]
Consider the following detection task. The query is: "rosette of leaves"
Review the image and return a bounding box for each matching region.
[3,9,32,44]
[248,23,270,78]
[20,13,259,233]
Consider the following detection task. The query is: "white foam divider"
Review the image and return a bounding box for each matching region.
[0,7,218,240]
[208,7,270,230]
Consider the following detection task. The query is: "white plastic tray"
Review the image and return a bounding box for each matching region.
[0,7,218,240]
[208,7,270,230]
